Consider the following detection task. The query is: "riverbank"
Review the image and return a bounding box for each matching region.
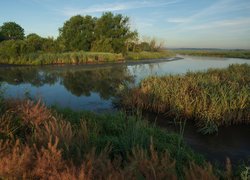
[174,50,250,59]
[0,97,245,179]
[119,64,250,134]
[0,50,174,66]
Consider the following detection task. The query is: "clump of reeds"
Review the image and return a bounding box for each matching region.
[119,64,250,134]
[0,98,244,179]
[0,51,124,65]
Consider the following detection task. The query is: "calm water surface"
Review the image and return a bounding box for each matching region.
[1,56,250,163]
[2,56,249,111]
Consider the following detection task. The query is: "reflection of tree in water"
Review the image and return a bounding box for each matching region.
[0,67,58,86]
[62,66,134,99]
[0,66,135,99]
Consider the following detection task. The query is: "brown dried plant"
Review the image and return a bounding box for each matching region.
[0,140,33,179]
[17,99,53,127]
[32,117,73,149]
[127,139,177,180]
[0,113,17,139]
[185,162,218,180]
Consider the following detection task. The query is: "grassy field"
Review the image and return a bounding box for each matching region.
[174,50,250,59]
[0,97,244,179]
[119,64,250,134]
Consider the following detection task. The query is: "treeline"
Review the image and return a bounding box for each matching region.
[0,12,165,64]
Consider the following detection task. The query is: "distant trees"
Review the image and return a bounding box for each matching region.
[92,12,137,53]
[59,15,96,51]
[59,12,137,53]
[127,37,166,52]
[0,12,166,63]
[0,22,25,40]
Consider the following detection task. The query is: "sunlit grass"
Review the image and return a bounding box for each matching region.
[126,50,174,60]
[119,64,250,134]
[175,50,250,59]
[0,51,124,65]
[0,96,245,178]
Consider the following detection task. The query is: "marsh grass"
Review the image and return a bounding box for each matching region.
[0,98,222,179]
[0,98,245,178]
[126,50,174,60]
[0,50,175,65]
[119,64,250,134]
[0,51,124,65]
[175,50,250,59]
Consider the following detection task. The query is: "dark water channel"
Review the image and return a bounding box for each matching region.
[1,56,250,164]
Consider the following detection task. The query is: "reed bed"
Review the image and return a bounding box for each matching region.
[119,64,250,134]
[175,50,250,59]
[0,51,124,65]
[0,98,239,179]
[126,50,174,60]
[0,50,175,65]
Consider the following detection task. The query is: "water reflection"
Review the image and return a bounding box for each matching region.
[0,65,135,111]
[1,56,250,110]
[0,57,250,162]
[62,67,134,99]
[0,67,58,86]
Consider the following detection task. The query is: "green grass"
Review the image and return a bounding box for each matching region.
[174,50,250,59]
[0,51,124,65]
[0,50,176,65]
[119,64,250,134]
[125,50,174,60]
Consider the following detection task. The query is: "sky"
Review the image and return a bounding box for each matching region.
[0,0,250,49]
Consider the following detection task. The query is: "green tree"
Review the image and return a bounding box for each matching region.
[93,12,137,53]
[59,15,96,51]
[25,33,43,52]
[0,22,25,40]
[41,37,59,53]
[91,38,114,52]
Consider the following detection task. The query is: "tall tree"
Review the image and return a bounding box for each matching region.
[25,33,43,52]
[0,22,25,40]
[93,12,137,53]
[59,15,96,51]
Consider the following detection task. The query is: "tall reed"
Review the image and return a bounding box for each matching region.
[119,64,250,134]
[0,98,245,179]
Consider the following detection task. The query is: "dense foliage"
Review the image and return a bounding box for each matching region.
[0,22,25,40]
[59,15,96,51]
[0,13,168,65]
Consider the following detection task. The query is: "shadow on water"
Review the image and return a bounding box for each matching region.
[142,112,250,165]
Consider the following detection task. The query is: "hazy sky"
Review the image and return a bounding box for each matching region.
[1,0,250,49]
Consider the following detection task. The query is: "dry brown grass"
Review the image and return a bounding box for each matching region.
[0,98,235,179]
[16,99,53,127]
[184,162,218,180]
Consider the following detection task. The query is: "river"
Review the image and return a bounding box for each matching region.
[1,55,250,164]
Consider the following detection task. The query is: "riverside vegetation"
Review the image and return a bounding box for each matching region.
[175,49,250,59]
[119,64,250,134]
[0,96,248,179]
[0,13,171,65]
